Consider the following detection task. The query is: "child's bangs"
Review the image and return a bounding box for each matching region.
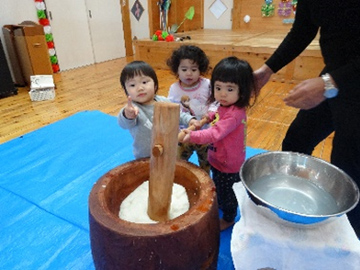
[213,69,237,84]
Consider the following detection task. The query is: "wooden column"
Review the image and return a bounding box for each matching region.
[147,102,180,222]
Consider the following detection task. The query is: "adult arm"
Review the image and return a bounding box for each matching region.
[254,0,318,92]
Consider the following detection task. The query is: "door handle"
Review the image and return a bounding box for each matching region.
[89,10,92,18]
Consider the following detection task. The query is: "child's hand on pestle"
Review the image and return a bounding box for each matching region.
[201,114,210,125]
[179,129,191,143]
[189,119,201,130]
[178,117,208,142]
[123,96,139,119]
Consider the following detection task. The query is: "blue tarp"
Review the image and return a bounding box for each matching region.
[0,110,265,269]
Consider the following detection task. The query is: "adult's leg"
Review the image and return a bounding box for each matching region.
[282,101,334,154]
[329,97,360,238]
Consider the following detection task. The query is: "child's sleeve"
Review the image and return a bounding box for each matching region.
[179,111,195,127]
[117,108,137,129]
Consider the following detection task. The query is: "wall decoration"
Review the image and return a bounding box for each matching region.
[261,0,275,17]
[243,15,251,23]
[209,0,227,20]
[34,0,60,73]
[131,0,144,22]
[283,18,295,24]
[278,0,292,17]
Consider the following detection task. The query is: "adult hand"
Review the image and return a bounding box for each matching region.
[253,64,274,94]
[284,77,326,109]
[124,96,139,119]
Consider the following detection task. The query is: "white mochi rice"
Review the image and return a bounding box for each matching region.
[119,180,189,223]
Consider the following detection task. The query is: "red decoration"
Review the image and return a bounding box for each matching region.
[165,34,174,42]
[39,18,50,26]
[155,30,162,36]
[153,30,174,42]
[47,41,55,49]
[52,64,60,73]
[34,0,43,2]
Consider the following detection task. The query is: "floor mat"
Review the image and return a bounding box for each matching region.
[0,110,266,269]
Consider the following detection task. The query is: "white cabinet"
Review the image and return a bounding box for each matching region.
[45,0,125,70]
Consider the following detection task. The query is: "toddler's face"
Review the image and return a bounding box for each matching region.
[177,59,200,88]
[125,75,156,105]
[214,81,239,107]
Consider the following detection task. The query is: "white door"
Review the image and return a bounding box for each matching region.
[85,0,126,63]
[45,0,95,70]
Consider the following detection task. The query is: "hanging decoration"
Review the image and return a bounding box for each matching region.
[34,0,60,73]
[278,0,292,17]
[131,0,144,22]
[261,0,275,17]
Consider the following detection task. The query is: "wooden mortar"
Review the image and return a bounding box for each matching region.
[89,159,220,269]
[89,103,219,269]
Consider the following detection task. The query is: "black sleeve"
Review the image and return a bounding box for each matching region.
[265,0,319,73]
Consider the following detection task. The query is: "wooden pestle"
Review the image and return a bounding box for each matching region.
[178,117,208,141]
[147,102,180,222]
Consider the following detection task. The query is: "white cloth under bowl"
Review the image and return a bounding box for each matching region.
[231,182,360,270]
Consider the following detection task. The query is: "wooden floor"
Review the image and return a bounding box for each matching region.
[0,57,333,162]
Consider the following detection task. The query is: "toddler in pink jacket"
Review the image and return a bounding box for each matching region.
[180,56,258,231]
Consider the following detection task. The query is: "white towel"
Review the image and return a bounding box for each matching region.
[231,182,360,270]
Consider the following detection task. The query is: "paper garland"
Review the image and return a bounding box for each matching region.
[34,0,60,73]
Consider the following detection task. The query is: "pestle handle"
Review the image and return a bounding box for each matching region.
[148,103,180,222]
[178,117,208,141]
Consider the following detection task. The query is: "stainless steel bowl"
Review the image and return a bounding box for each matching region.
[240,151,359,225]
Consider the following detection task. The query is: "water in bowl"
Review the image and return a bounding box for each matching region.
[249,173,339,215]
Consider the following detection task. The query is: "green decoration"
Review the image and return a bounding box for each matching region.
[45,33,53,42]
[50,55,58,64]
[37,10,46,19]
[170,6,195,33]
[152,34,158,41]
[261,3,275,17]
[161,31,169,39]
